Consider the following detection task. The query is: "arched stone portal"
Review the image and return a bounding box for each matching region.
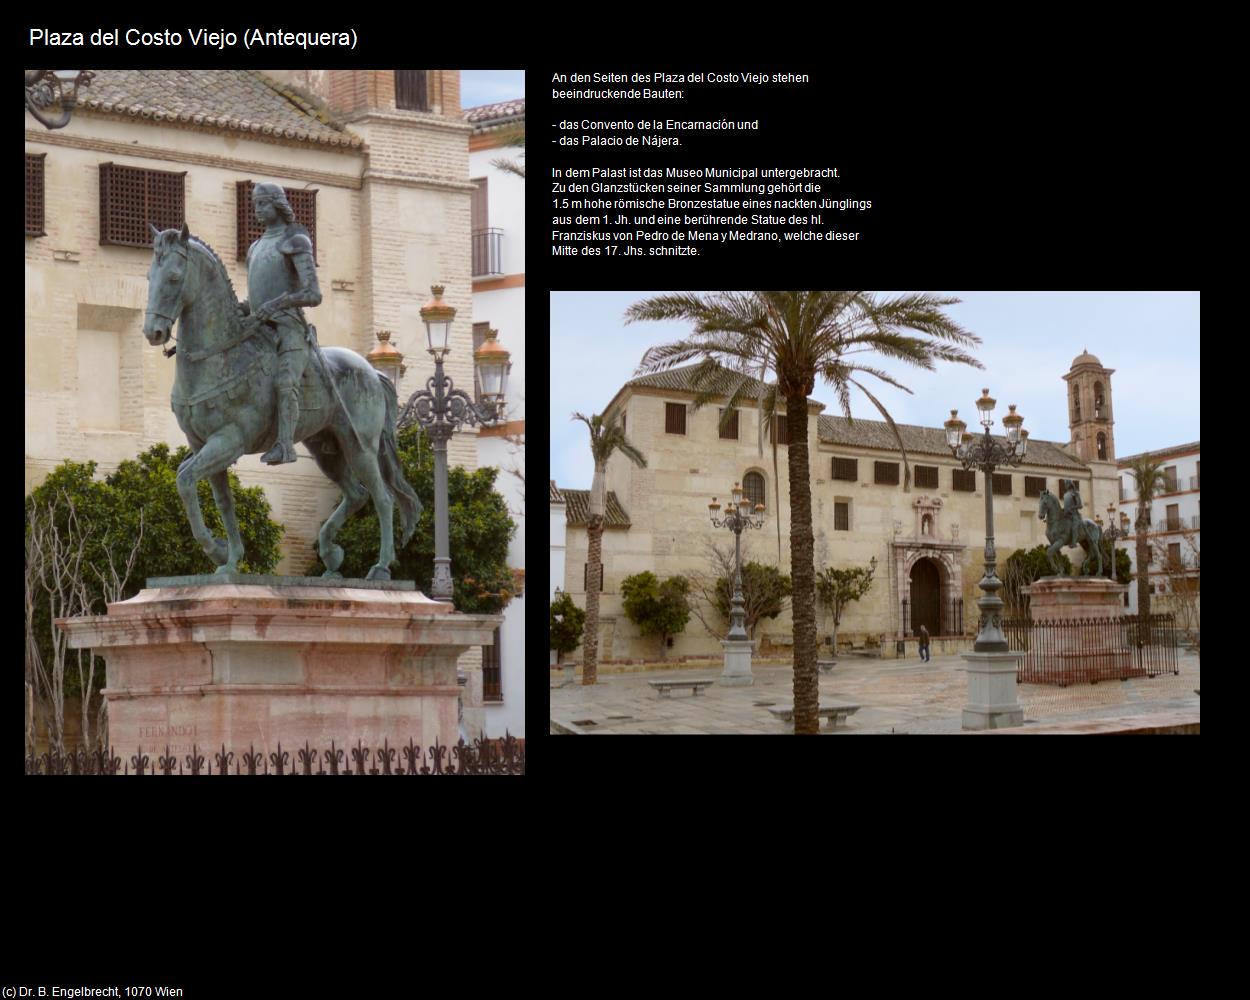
[892,533,966,637]
[909,558,942,637]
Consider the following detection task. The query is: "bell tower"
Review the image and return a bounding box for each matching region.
[1062,350,1116,463]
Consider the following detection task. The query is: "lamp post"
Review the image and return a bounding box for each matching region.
[709,485,765,685]
[25,70,94,130]
[1102,503,1126,582]
[396,285,510,603]
[946,390,1027,729]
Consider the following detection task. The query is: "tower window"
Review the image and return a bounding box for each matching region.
[1097,433,1107,461]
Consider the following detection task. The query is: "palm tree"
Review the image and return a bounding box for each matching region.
[572,410,646,684]
[1125,456,1169,625]
[625,292,983,734]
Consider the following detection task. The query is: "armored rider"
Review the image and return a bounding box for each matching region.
[1062,482,1084,547]
[240,183,322,465]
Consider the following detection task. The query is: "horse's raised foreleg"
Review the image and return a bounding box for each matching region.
[176,426,245,571]
[208,469,245,574]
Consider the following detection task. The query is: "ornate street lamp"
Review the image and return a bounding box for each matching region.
[945,392,1028,652]
[1102,502,1127,582]
[947,390,1028,730]
[25,70,94,130]
[709,484,766,640]
[397,285,509,603]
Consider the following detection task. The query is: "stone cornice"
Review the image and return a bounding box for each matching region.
[26,129,364,190]
[361,168,478,193]
[72,106,364,150]
[340,109,473,134]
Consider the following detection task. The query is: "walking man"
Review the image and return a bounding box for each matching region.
[919,624,931,662]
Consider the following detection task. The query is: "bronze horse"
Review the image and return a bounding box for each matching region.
[142,224,420,580]
[1037,488,1103,577]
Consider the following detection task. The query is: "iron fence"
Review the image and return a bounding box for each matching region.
[1002,613,1179,686]
[471,228,503,277]
[25,734,525,775]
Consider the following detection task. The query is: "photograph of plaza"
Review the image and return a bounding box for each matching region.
[550,291,1199,735]
[25,69,525,771]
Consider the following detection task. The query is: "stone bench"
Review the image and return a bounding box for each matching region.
[550,663,576,688]
[647,679,716,698]
[768,703,861,730]
[817,658,837,675]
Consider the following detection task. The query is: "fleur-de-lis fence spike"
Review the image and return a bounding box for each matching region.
[324,740,343,775]
[297,741,317,774]
[429,739,447,775]
[186,746,206,775]
[403,738,421,774]
[378,738,396,775]
[351,740,370,775]
[132,746,150,775]
[242,744,263,775]
[269,743,289,775]
[159,745,178,775]
[215,744,234,774]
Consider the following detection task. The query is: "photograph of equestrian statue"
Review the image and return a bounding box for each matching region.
[25,69,525,771]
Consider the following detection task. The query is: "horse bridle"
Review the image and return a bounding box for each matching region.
[146,242,191,357]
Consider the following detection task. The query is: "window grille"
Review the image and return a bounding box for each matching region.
[99,162,186,248]
[952,469,977,492]
[665,403,686,435]
[835,501,850,531]
[992,474,1012,496]
[832,457,858,482]
[236,181,318,262]
[874,462,899,486]
[1025,476,1047,498]
[914,465,938,489]
[482,627,503,702]
[395,71,429,111]
[25,153,45,237]
[770,414,789,445]
[743,472,766,507]
[719,409,739,440]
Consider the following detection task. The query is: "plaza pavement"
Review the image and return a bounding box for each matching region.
[550,650,1201,734]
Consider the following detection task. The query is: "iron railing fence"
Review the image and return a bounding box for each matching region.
[25,734,525,775]
[1002,613,1179,686]
[900,598,965,637]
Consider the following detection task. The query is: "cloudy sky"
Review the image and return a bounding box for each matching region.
[550,291,1201,490]
[460,70,525,109]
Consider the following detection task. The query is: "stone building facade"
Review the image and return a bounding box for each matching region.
[25,69,477,573]
[559,354,1122,660]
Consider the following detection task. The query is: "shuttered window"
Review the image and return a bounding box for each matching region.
[915,465,939,489]
[665,402,686,435]
[25,153,45,237]
[482,626,503,702]
[1025,476,1047,498]
[584,563,605,591]
[395,71,430,111]
[835,501,850,531]
[236,181,318,262]
[992,474,1012,496]
[1164,466,1178,493]
[952,469,977,492]
[874,462,900,486]
[719,408,739,440]
[99,162,186,248]
[771,414,789,445]
[832,457,858,482]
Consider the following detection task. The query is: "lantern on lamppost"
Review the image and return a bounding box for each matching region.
[396,285,508,603]
[25,70,94,130]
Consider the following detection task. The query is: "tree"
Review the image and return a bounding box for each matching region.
[685,540,792,641]
[306,424,517,614]
[627,291,982,733]
[490,123,525,179]
[549,591,585,664]
[620,571,692,659]
[1125,456,1169,626]
[24,444,283,751]
[816,565,875,654]
[1151,527,1200,645]
[572,410,647,684]
[1002,545,1073,616]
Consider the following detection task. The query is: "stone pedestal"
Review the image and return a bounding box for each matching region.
[57,580,501,765]
[720,639,755,687]
[962,651,1025,730]
[1021,577,1132,683]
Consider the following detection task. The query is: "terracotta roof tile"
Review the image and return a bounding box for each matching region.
[464,99,525,129]
[550,480,565,503]
[558,489,631,528]
[626,363,822,408]
[76,70,363,149]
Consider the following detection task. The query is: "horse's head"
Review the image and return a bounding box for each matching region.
[1038,488,1054,519]
[143,222,193,347]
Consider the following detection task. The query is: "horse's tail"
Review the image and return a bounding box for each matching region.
[376,371,422,547]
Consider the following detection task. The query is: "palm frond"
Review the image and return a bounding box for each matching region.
[848,376,912,492]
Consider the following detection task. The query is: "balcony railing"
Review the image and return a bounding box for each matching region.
[1190,475,1200,491]
[472,228,503,278]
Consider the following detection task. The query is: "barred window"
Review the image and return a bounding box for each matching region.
[743,472,766,508]
[874,462,900,486]
[482,626,503,702]
[914,465,939,489]
[835,501,850,531]
[771,414,789,445]
[26,153,45,237]
[952,469,976,492]
[719,408,739,440]
[236,181,318,262]
[992,474,1012,496]
[1164,466,1178,493]
[832,457,858,482]
[584,563,605,591]
[395,71,429,111]
[99,162,186,248]
[665,402,686,435]
[1024,476,1047,498]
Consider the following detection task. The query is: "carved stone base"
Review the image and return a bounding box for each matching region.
[720,639,755,686]
[962,650,1025,730]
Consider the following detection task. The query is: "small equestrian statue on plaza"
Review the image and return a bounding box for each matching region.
[142,184,421,581]
[1037,485,1103,577]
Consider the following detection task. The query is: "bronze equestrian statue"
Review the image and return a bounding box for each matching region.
[1038,485,1103,577]
[142,214,421,581]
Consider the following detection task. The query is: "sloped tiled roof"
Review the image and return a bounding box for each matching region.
[75,70,363,148]
[550,480,565,503]
[626,364,823,408]
[1117,441,1201,466]
[464,99,525,130]
[558,489,631,528]
[818,415,1088,470]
